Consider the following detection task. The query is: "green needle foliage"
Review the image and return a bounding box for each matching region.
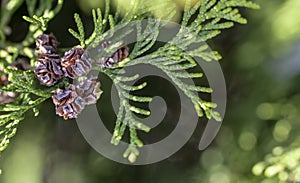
[0,0,259,169]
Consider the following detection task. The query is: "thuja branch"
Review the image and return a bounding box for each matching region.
[0,0,260,168]
[22,0,64,46]
[101,68,151,163]
[117,52,220,121]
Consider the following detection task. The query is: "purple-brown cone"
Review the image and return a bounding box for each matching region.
[61,46,92,78]
[0,58,31,104]
[52,84,85,119]
[34,54,64,86]
[36,33,58,55]
[75,76,102,105]
[95,41,129,68]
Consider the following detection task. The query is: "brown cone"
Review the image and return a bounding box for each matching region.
[52,84,85,119]
[36,33,58,55]
[95,41,129,68]
[75,75,102,105]
[34,54,64,86]
[0,58,31,104]
[61,46,92,78]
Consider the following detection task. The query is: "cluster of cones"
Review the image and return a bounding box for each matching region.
[52,75,102,119]
[34,33,92,86]
[34,34,100,119]
[34,34,129,119]
[0,33,128,119]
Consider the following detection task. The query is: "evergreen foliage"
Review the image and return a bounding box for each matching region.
[0,0,259,170]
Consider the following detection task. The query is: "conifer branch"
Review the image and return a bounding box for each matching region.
[0,0,259,166]
[22,0,64,46]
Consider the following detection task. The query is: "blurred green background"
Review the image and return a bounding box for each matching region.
[1,0,300,182]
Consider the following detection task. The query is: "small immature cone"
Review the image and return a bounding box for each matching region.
[52,85,85,119]
[34,54,64,86]
[75,75,102,105]
[0,59,31,104]
[36,33,58,54]
[11,59,31,71]
[0,91,18,104]
[0,70,17,104]
[95,41,129,68]
[61,46,92,78]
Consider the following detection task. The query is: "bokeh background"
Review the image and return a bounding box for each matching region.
[1,0,300,182]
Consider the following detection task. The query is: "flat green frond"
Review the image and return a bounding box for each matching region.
[68,28,81,42]
[198,30,222,41]
[202,21,234,30]
[71,13,85,47]
[130,19,160,59]
[182,84,213,93]
[124,93,152,103]
[0,118,21,152]
[119,82,147,91]
[111,105,124,145]
[123,54,221,122]
[174,72,204,79]
[130,120,151,132]
[182,0,202,27]
[164,63,197,71]
[180,0,260,40]
[20,0,64,46]
[115,74,140,82]
[103,68,152,162]
[123,144,139,163]
[0,94,48,170]
[22,16,40,25]
[160,59,181,65]
[129,106,151,116]
[108,14,115,29]
[5,68,51,98]
[85,8,103,45]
